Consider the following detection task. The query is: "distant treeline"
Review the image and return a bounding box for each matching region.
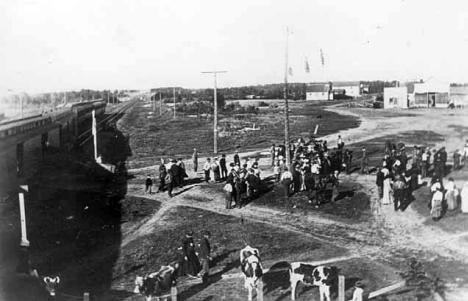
[151,81,402,102]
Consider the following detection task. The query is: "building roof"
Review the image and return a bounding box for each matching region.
[450,86,468,95]
[306,84,330,93]
[333,81,361,87]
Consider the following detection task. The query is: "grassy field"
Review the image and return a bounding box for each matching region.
[122,100,360,169]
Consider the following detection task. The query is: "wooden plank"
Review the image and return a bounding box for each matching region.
[338,275,345,301]
[368,281,405,299]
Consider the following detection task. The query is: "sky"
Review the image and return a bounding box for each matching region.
[1,0,468,95]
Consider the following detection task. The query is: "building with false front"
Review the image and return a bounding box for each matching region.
[412,77,450,108]
[305,83,332,101]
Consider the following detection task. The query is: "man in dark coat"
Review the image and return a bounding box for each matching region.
[177,158,187,188]
[234,151,240,166]
[393,174,406,211]
[197,231,212,282]
[322,154,332,175]
[182,231,201,278]
[433,151,443,178]
[170,159,180,187]
[453,150,461,171]
[167,168,174,198]
[292,165,301,194]
[376,168,384,199]
[225,165,238,209]
[192,148,198,172]
[343,149,353,175]
[220,154,227,180]
[157,161,167,193]
[439,147,447,177]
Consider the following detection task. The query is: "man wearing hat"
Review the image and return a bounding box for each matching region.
[349,281,364,301]
[182,230,201,278]
[197,231,212,282]
[170,159,180,187]
[203,158,211,183]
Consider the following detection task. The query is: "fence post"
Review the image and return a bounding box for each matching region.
[171,286,178,301]
[83,292,89,301]
[257,279,263,301]
[338,275,345,301]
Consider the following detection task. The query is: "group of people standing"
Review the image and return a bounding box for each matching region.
[144,158,188,197]
[270,136,345,206]
[375,140,468,220]
[175,230,212,282]
[223,154,262,209]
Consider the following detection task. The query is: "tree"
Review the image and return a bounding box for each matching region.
[216,92,225,110]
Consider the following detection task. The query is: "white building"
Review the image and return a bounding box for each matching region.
[332,81,361,98]
[412,78,450,108]
[306,84,332,101]
[450,86,468,108]
[384,87,408,109]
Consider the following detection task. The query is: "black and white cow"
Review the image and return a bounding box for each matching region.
[134,265,177,301]
[289,262,340,301]
[240,245,263,301]
[29,269,60,298]
[43,276,60,297]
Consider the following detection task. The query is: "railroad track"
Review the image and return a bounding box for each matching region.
[78,99,138,147]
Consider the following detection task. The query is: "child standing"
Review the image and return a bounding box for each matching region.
[145,175,153,194]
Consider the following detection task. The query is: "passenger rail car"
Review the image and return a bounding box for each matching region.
[0,115,52,139]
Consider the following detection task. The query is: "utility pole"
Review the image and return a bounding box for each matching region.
[173,87,176,119]
[19,94,23,118]
[159,89,162,116]
[153,89,156,111]
[202,70,227,154]
[284,28,291,165]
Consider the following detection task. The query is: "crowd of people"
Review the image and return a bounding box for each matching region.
[375,139,468,220]
[270,135,353,207]
[144,136,468,219]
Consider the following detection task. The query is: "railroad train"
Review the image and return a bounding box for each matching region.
[0,100,106,143]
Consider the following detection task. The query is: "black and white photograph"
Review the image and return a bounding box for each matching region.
[1,1,468,300]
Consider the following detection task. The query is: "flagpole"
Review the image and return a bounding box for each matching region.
[284,27,291,166]
[159,89,162,116]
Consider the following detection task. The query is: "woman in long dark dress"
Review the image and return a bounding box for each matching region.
[182,231,201,277]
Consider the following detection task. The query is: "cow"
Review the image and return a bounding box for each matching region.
[28,269,60,298]
[240,245,263,301]
[43,276,60,297]
[134,265,177,301]
[289,262,340,301]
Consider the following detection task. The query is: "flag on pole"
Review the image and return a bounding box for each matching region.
[305,58,310,73]
[288,67,293,76]
[320,48,325,67]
